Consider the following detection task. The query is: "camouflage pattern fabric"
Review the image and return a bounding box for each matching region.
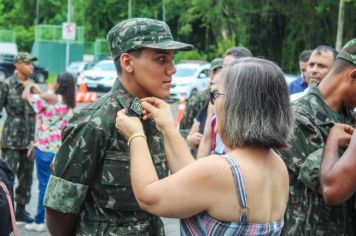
[0,75,35,205]
[279,86,356,236]
[2,149,33,204]
[0,75,36,149]
[336,38,356,66]
[107,18,193,60]
[179,89,210,139]
[44,80,168,235]
[210,58,223,71]
[14,52,37,63]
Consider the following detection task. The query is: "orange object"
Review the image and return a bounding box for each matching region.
[175,94,187,128]
[75,76,98,103]
[78,77,88,94]
[76,92,97,103]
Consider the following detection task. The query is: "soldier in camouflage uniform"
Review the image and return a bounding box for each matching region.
[184,58,223,153]
[179,47,252,139]
[43,18,193,236]
[279,39,356,236]
[0,52,41,223]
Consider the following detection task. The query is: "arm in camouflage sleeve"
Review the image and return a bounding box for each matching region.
[280,112,325,192]
[179,98,198,138]
[45,118,107,234]
[0,82,8,119]
[179,93,206,138]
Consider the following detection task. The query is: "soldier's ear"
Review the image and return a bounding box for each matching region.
[120,53,133,73]
[350,68,356,81]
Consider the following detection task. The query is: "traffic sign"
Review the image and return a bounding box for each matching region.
[62,22,76,41]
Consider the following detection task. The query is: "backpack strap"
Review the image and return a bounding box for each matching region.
[0,181,19,236]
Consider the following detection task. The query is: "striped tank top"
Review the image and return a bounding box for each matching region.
[180,155,284,235]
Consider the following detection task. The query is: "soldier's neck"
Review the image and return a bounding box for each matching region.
[119,76,146,98]
[15,72,28,82]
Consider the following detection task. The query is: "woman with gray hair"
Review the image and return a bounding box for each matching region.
[115,57,293,235]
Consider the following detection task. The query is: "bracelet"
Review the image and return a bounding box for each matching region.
[127,133,147,148]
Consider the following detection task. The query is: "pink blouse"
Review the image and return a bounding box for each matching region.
[28,94,73,153]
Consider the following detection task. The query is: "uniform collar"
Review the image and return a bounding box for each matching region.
[307,86,354,126]
[9,74,24,88]
[111,79,143,116]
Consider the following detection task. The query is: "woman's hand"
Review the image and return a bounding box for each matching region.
[115,109,144,140]
[141,97,175,133]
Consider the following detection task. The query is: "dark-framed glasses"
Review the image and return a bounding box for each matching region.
[210,90,224,105]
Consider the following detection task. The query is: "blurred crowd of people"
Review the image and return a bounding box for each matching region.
[0,16,355,236]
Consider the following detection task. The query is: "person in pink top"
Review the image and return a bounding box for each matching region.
[21,72,75,232]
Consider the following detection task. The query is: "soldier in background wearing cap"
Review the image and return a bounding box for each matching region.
[179,46,252,141]
[0,52,42,223]
[44,18,193,235]
[279,39,356,235]
[185,58,223,153]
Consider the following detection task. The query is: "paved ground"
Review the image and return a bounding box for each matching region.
[6,85,181,235]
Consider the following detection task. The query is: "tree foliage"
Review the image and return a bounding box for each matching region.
[0,0,355,72]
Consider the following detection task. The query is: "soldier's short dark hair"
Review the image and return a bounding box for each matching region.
[299,50,312,62]
[333,39,356,74]
[218,57,293,149]
[314,45,338,60]
[114,48,144,74]
[223,47,253,58]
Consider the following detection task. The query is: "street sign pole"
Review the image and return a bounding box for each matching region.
[66,0,72,68]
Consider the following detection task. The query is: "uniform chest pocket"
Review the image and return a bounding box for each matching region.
[99,151,139,211]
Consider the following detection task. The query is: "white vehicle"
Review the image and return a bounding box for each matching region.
[170,62,210,100]
[66,61,94,80]
[77,60,117,91]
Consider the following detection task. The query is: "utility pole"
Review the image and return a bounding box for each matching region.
[128,0,132,18]
[336,0,345,51]
[65,0,72,68]
[35,0,40,25]
[162,0,166,22]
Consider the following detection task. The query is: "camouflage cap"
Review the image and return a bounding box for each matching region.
[336,38,356,66]
[107,18,194,60]
[14,52,37,63]
[210,58,223,71]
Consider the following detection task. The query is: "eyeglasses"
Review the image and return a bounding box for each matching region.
[210,90,224,105]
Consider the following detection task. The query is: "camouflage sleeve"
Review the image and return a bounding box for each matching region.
[279,111,324,192]
[44,175,89,213]
[0,82,8,118]
[299,148,323,190]
[179,98,198,138]
[44,116,108,213]
[179,92,207,138]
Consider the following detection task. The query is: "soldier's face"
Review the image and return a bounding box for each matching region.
[129,48,176,99]
[15,61,34,78]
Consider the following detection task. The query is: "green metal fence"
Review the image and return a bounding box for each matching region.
[35,24,84,43]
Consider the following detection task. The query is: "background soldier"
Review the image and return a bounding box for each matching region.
[0,52,42,223]
[184,58,223,153]
[44,18,193,235]
[280,39,356,235]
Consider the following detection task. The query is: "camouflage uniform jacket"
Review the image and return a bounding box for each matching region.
[179,89,209,138]
[279,86,356,236]
[0,75,35,149]
[44,80,168,235]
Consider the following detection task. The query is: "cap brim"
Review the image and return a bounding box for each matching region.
[210,65,223,71]
[143,40,194,51]
[29,57,38,62]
